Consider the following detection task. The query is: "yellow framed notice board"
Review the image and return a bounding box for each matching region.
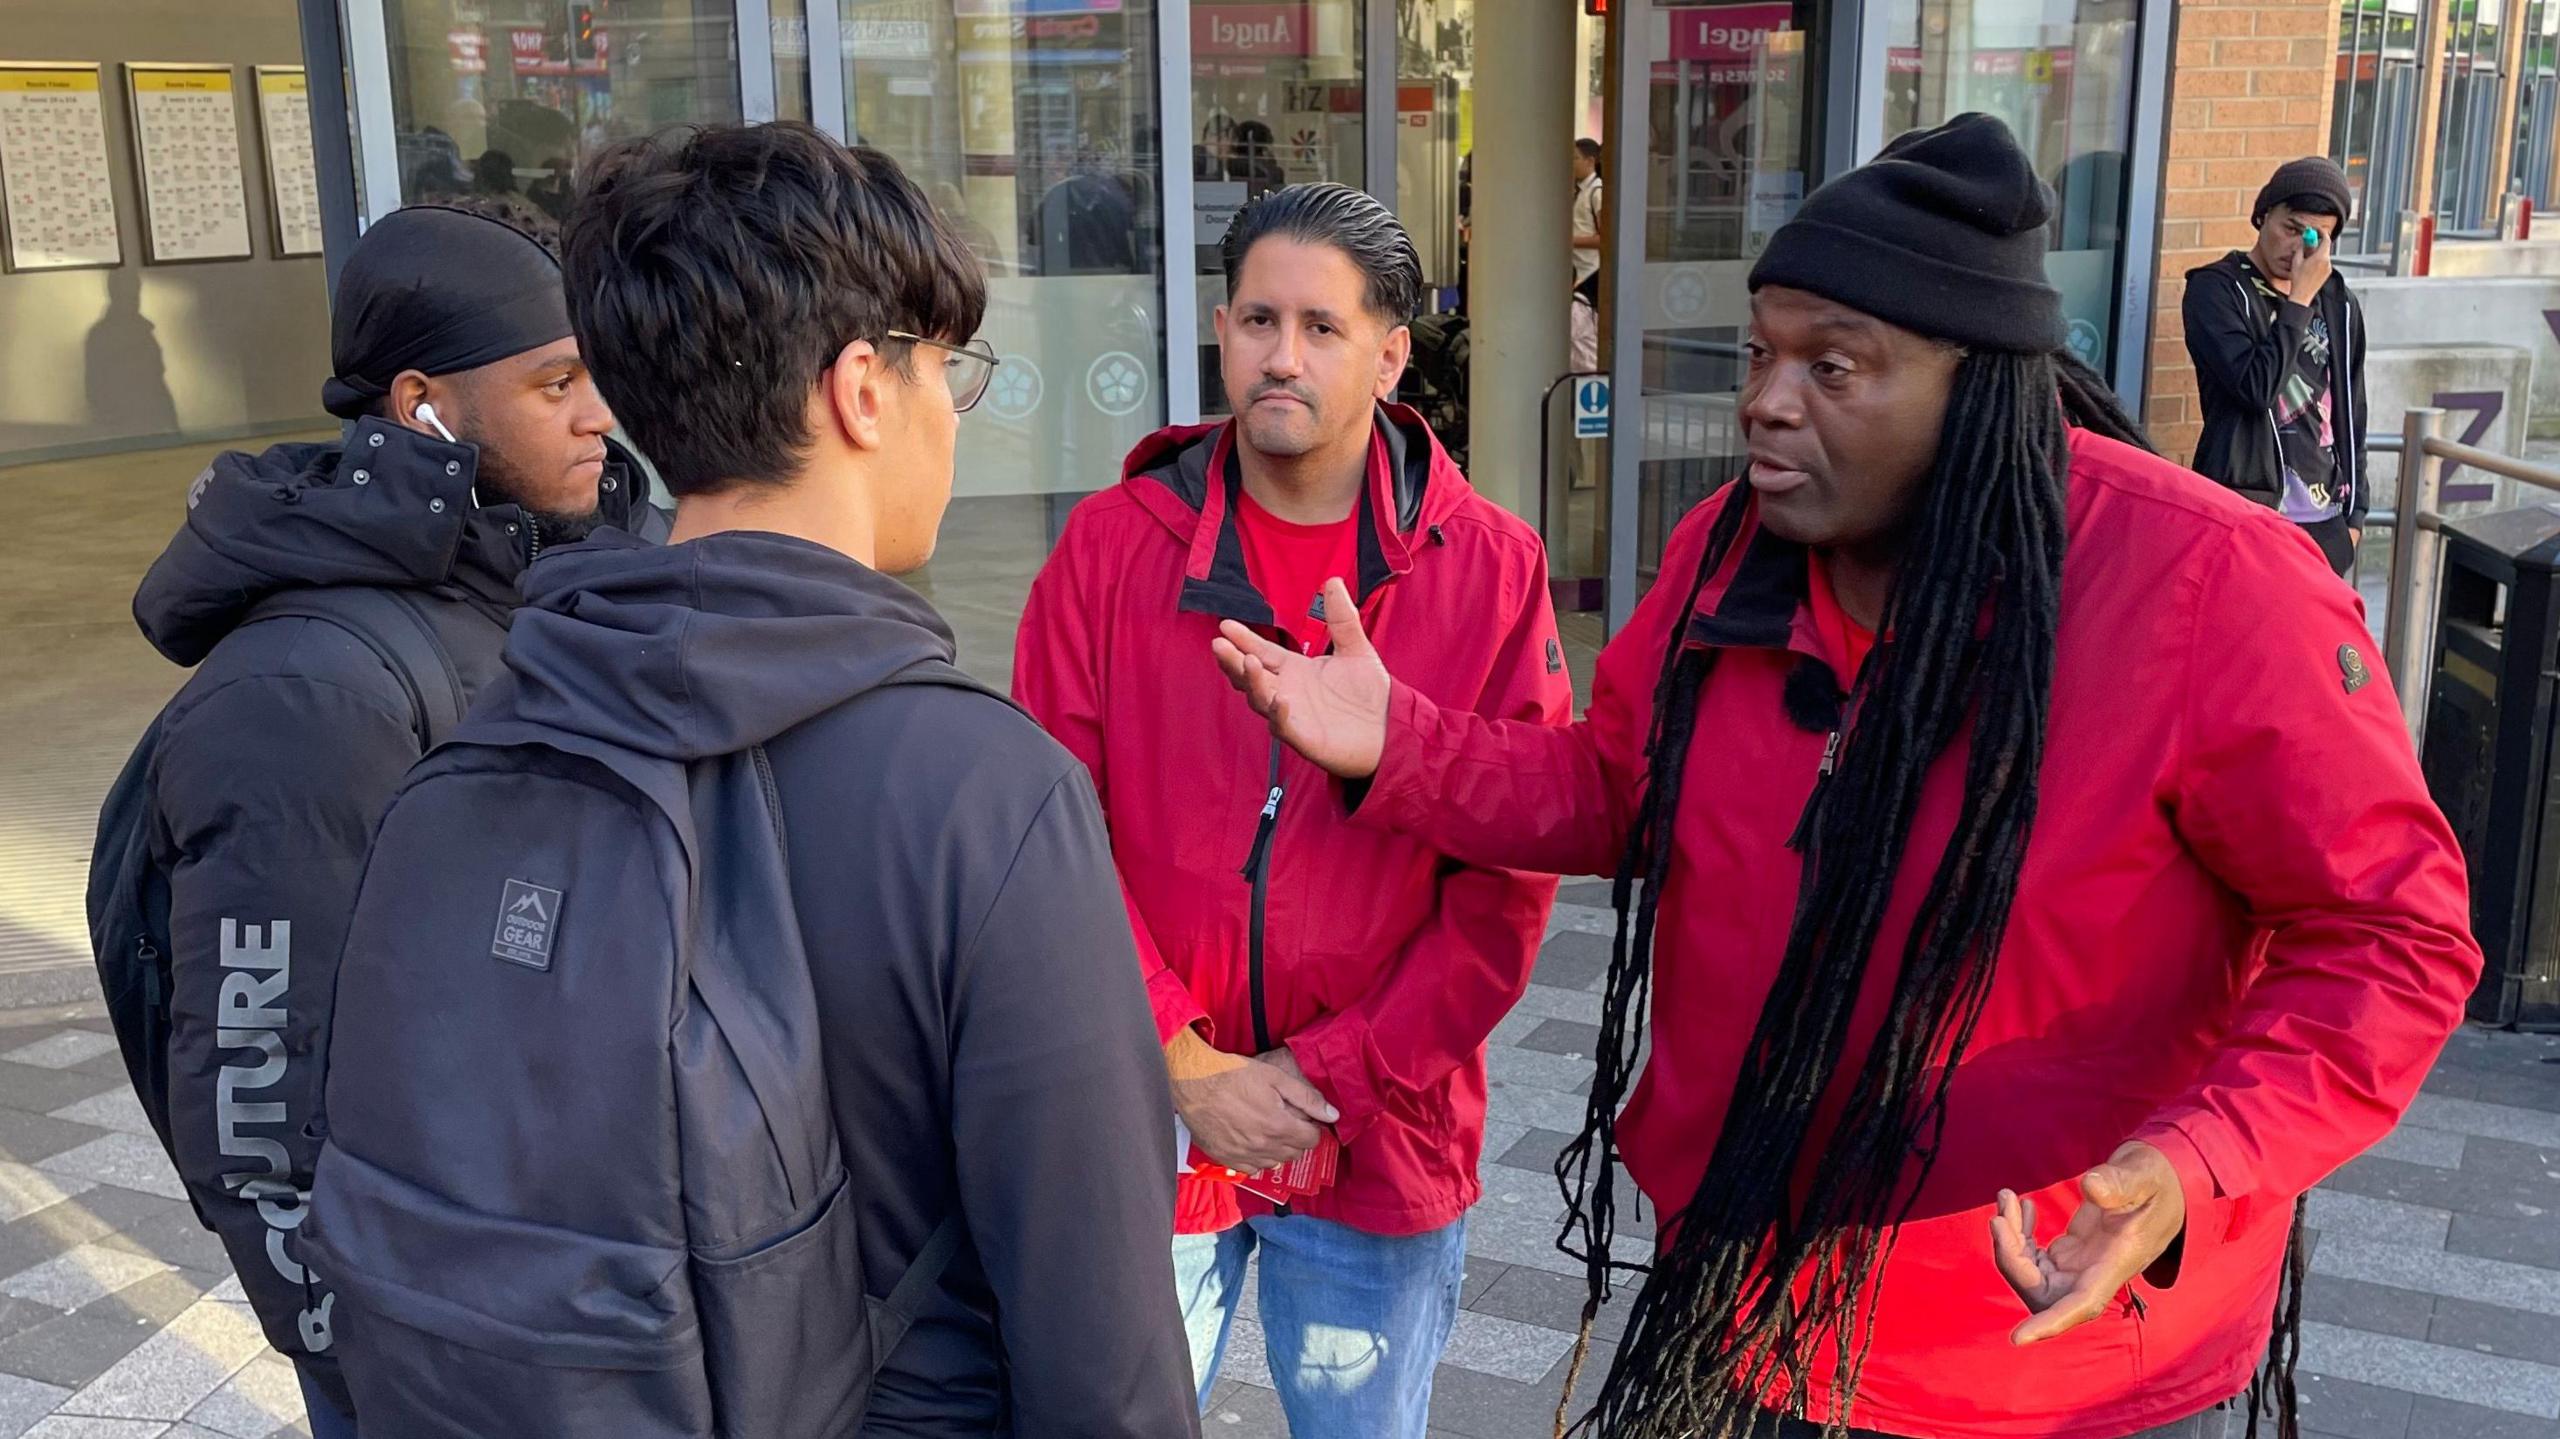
[123,62,253,264]
[0,61,124,272]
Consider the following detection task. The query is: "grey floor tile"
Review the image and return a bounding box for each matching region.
[2402,1394,2560,1439]
[2314,1236,2560,1318]
[2327,1153,2560,1223]
[1531,934,1610,993]
[2296,1372,2417,1439]
[2431,1296,2560,1367]
[2308,1189,2454,1250]
[1458,1259,1508,1309]
[0,1035,119,1073]
[0,1245,173,1313]
[2404,1097,2560,1152]
[1483,1083,1591,1136]
[1517,1020,1600,1058]
[1198,1380,1289,1438]
[2299,1320,2560,1418]
[0,1170,98,1230]
[2366,1125,2468,1170]
[13,1190,188,1255]
[2447,1213,2560,1271]
[0,1113,114,1169]
[1505,987,1602,1027]
[1555,882,1611,909]
[43,1095,148,1142]
[92,1213,231,1280]
[2461,1139,2560,1185]
[0,1311,157,1391]
[1440,1308,1575,1383]
[37,1139,183,1205]
[1495,1128,1576,1176]
[1486,1049,1596,1097]
[0,1071,120,1124]
[1417,1363,1561,1439]
[2304,1273,2435,1341]
[0,1369,72,1438]
[1470,1264,1628,1345]
[61,1295,272,1420]
[17,1419,171,1438]
[180,1351,302,1439]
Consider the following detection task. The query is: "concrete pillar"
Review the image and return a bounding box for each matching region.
[1465,0,1576,522]
[2411,0,2453,222]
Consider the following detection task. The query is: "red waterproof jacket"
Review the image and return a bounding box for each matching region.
[1015,404,1570,1237]
[1360,429,2480,1438]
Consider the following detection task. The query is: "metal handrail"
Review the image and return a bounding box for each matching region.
[2381,407,2560,745]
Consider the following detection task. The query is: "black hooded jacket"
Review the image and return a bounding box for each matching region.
[473,529,1197,1435]
[131,418,659,1410]
[2182,250,2370,527]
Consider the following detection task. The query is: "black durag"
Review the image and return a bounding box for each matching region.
[320,205,572,419]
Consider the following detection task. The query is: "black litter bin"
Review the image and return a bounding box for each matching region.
[2420,501,2560,1029]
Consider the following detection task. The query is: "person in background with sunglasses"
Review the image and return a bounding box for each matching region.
[312,124,1198,1435]
[1013,184,1570,1437]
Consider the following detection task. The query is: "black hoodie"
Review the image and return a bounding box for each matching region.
[478,529,1198,1436]
[129,418,657,1412]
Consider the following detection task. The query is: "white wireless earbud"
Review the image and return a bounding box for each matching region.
[413,402,459,444]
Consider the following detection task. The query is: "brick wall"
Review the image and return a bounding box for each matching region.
[2144,0,2346,461]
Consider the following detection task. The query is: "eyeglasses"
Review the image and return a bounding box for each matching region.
[887,331,1001,413]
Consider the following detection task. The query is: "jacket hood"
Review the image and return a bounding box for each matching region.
[492,528,958,762]
[133,417,656,666]
[1117,402,1472,625]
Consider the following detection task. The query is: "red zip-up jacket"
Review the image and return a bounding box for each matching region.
[1015,404,1571,1237]
[1358,429,2479,1437]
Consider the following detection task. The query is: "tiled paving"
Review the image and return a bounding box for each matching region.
[4,439,2557,1437]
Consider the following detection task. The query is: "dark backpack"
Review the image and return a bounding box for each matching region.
[303,668,969,1439]
[86,586,464,1160]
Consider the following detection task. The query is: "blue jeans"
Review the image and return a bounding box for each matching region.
[1173,1213,1467,1439]
[298,1365,358,1439]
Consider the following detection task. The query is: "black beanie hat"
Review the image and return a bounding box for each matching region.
[2252,156,2354,229]
[1747,112,2064,354]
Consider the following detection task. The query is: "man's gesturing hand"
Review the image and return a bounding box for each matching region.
[1166,1028,1338,1174]
[1211,577,1392,781]
[1991,1141,2187,1345]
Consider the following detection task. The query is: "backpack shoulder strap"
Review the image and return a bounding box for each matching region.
[874,1215,966,1341]
[244,587,468,750]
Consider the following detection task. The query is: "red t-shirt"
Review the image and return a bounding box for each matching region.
[1236,489,1361,656]
[1805,551,1877,682]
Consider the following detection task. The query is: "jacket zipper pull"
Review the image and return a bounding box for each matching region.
[1787,730,1842,853]
[1240,782,1286,881]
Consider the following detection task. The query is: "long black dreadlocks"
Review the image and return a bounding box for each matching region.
[1551,349,2308,1439]
[1551,348,2078,1439]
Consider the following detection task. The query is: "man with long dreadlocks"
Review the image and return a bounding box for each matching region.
[1210,113,2480,1439]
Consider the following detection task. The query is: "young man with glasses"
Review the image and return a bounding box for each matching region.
[309,124,1197,1434]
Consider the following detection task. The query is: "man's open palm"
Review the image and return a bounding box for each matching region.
[1211,577,1393,780]
[1991,1141,2186,1345]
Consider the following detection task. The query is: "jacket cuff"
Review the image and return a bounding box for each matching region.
[1148,967,1211,1048]
[1355,683,1445,838]
[2130,1121,2229,1289]
[1286,1014,1382,1144]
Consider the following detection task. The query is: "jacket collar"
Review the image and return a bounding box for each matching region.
[1122,402,1452,629]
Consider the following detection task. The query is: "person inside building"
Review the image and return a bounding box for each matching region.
[305,124,1199,1434]
[106,203,658,1439]
[1571,136,1605,371]
[1014,182,1571,1438]
[1210,115,2477,1439]
[2183,156,2369,576]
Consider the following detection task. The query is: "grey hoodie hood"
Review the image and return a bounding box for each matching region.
[133,417,655,666]
[493,528,960,763]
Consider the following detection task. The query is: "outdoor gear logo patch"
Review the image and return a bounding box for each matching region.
[1547,638,1565,674]
[492,879,562,970]
[2339,644,2372,694]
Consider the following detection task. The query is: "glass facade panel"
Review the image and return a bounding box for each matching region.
[382,0,742,208]
[1186,0,1366,413]
[838,0,1167,678]
[1629,0,1828,593]
[1879,0,2141,376]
